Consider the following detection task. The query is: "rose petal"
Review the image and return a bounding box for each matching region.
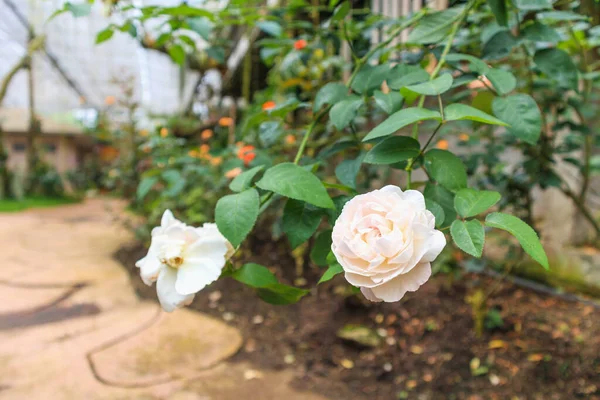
[135,253,162,286]
[369,262,431,302]
[175,257,222,295]
[157,266,195,312]
[360,287,383,302]
[422,230,446,262]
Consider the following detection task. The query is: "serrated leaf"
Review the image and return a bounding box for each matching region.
[451,220,485,258]
[425,199,445,228]
[215,188,259,247]
[533,48,579,90]
[424,183,456,227]
[387,64,429,90]
[483,30,517,60]
[351,64,390,95]
[406,74,453,95]
[486,69,516,95]
[311,229,333,266]
[424,149,468,192]
[522,21,560,43]
[229,166,264,192]
[256,283,309,305]
[444,103,508,126]
[318,263,344,284]
[374,90,404,114]
[335,154,364,189]
[454,188,501,218]
[446,53,489,74]
[283,199,322,249]
[492,94,542,144]
[485,212,549,269]
[363,107,442,141]
[407,7,464,44]
[363,136,420,164]
[256,163,334,209]
[314,82,348,112]
[232,263,278,287]
[329,95,363,130]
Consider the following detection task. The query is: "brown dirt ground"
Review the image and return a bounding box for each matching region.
[116,242,600,400]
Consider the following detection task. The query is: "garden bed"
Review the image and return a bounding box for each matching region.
[116,244,600,400]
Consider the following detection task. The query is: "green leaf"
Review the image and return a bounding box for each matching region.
[425,199,445,228]
[406,74,453,96]
[331,1,351,21]
[446,53,489,74]
[407,7,464,44]
[537,11,587,21]
[424,183,456,227]
[232,263,278,287]
[363,107,442,141]
[373,90,404,114]
[187,17,213,40]
[444,103,508,126]
[215,188,259,247]
[522,21,560,43]
[329,95,363,130]
[450,220,485,258]
[96,27,115,44]
[533,48,579,90]
[168,44,186,65]
[483,30,517,60]
[137,176,158,200]
[335,154,364,189]
[363,136,420,165]
[487,0,508,26]
[454,188,501,218]
[283,199,322,249]
[387,64,429,90]
[232,263,309,305]
[351,64,390,95]
[314,82,348,112]
[485,212,549,269]
[257,163,334,209]
[256,283,309,305]
[492,94,542,144]
[229,166,264,192]
[318,263,344,284]
[424,149,467,192]
[257,21,282,37]
[65,2,92,17]
[311,229,333,266]
[486,69,516,95]
[514,0,552,10]
[258,121,283,146]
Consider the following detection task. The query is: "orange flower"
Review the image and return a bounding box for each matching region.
[262,101,276,111]
[237,144,256,166]
[199,144,210,153]
[104,95,116,106]
[210,156,223,166]
[219,117,234,127]
[225,167,243,179]
[285,134,296,145]
[294,39,307,50]
[188,149,198,157]
[436,139,449,150]
[160,127,169,137]
[459,133,469,142]
[139,129,149,137]
[142,145,151,154]
[201,129,213,140]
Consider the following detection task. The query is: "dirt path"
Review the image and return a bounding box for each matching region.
[0,199,328,400]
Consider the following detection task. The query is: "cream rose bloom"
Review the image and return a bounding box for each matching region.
[331,186,446,302]
[136,210,234,312]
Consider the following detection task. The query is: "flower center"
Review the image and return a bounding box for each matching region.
[165,256,184,268]
[159,241,185,269]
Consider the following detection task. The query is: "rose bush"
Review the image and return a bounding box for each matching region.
[331,186,445,302]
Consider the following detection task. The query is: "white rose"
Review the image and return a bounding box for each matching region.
[136,210,234,312]
[331,185,446,302]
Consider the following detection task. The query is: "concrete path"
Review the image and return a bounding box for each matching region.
[0,199,328,400]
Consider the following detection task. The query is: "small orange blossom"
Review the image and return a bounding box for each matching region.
[294,39,307,50]
[225,167,243,179]
[201,129,213,140]
[436,139,449,150]
[219,117,234,127]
